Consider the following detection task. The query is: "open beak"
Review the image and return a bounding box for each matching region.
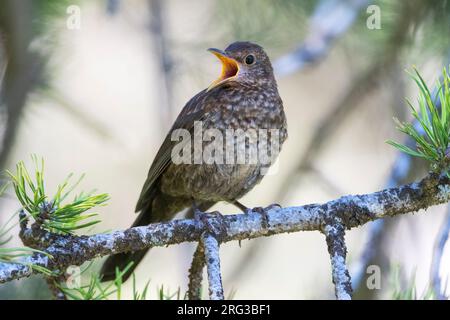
[207,48,239,91]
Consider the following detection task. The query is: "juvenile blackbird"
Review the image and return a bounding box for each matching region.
[100,41,287,281]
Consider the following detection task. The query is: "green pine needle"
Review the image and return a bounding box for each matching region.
[157,285,183,300]
[387,66,450,170]
[6,156,109,235]
[57,262,143,300]
[390,265,437,300]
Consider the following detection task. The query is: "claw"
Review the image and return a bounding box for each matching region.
[251,206,265,214]
[194,209,227,241]
[247,204,280,229]
[265,203,282,210]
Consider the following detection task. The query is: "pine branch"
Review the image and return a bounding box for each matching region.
[0,172,449,300]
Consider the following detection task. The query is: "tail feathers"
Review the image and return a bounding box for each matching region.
[100,250,147,282]
[100,207,154,282]
[99,198,216,283]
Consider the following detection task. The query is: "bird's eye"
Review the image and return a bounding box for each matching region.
[244,54,255,65]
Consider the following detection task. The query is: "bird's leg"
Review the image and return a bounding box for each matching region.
[192,199,227,241]
[233,200,249,213]
[233,200,281,214]
[192,199,202,217]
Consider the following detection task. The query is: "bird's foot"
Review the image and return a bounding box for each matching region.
[194,209,227,241]
[234,200,281,215]
[245,204,281,228]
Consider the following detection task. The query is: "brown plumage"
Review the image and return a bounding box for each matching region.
[100,41,287,282]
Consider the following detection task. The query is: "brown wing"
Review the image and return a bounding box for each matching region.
[135,89,210,212]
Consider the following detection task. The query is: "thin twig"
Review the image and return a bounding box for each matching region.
[148,0,174,129]
[202,232,224,300]
[323,223,352,300]
[187,241,205,300]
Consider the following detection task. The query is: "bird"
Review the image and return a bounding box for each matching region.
[100,41,287,282]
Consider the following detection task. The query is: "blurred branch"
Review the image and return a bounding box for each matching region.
[44,89,116,141]
[106,0,120,16]
[148,0,174,129]
[430,204,450,299]
[351,139,419,291]
[0,1,43,169]
[280,0,422,192]
[0,1,45,300]
[274,0,370,76]
[290,60,386,175]
[1,172,450,300]
[279,0,427,193]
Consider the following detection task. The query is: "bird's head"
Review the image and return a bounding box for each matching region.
[207,41,275,91]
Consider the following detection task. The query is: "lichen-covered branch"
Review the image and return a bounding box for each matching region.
[323,223,352,300]
[1,173,450,288]
[202,232,224,300]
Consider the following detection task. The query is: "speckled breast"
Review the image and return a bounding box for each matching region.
[161,87,287,202]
